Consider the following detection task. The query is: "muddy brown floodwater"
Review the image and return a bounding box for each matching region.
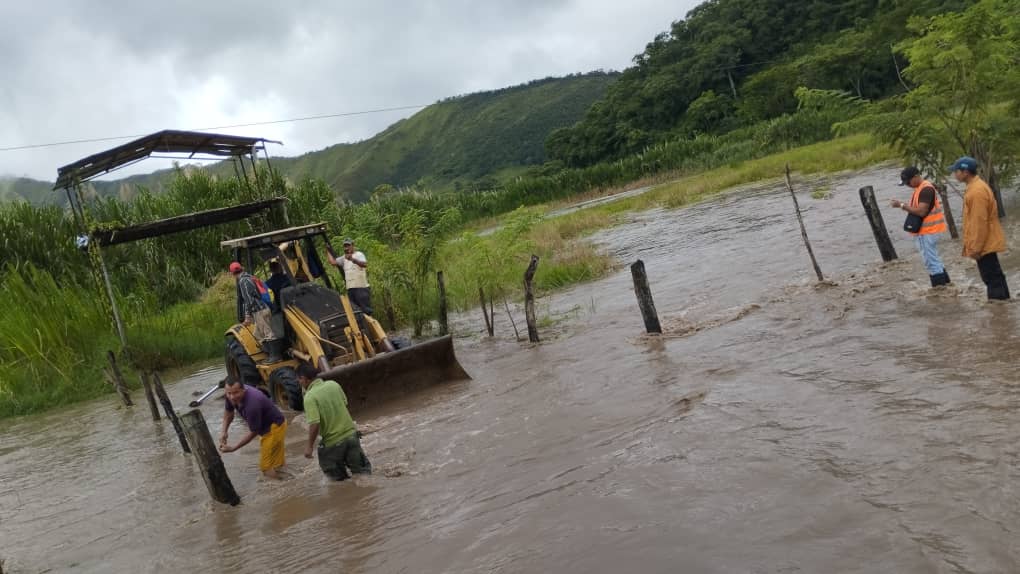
[4,165,1020,573]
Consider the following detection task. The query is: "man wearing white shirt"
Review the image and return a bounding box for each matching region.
[329,238,372,315]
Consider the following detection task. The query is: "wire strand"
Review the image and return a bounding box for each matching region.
[0,104,430,152]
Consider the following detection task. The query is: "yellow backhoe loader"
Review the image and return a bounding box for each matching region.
[221,223,469,413]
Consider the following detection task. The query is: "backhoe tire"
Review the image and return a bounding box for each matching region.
[390,336,412,350]
[225,337,260,387]
[269,366,304,412]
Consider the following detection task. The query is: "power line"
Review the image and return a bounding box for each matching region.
[0,103,430,152]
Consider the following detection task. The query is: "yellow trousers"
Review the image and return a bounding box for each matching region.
[259,421,287,471]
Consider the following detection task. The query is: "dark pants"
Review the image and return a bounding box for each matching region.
[348,287,373,315]
[977,253,1011,300]
[317,434,372,481]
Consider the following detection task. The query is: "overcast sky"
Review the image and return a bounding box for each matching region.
[0,0,697,181]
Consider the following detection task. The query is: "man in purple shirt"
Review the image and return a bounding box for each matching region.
[218,380,288,479]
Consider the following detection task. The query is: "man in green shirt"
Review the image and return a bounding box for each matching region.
[297,362,372,480]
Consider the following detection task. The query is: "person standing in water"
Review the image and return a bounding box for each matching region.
[891,166,950,287]
[298,362,371,481]
[952,156,1010,300]
[218,379,289,480]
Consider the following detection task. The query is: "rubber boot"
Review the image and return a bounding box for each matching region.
[930,275,939,288]
[940,270,951,285]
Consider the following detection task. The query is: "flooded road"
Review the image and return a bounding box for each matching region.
[4,165,1020,573]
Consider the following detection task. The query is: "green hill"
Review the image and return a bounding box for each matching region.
[3,72,616,205]
[273,72,616,200]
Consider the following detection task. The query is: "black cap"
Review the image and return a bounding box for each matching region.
[900,166,920,186]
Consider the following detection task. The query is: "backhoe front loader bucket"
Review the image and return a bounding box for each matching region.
[318,335,470,413]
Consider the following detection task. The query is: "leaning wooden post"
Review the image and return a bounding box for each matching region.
[140,372,160,421]
[504,297,521,342]
[152,373,191,454]
[437,271,449,336]
[179,409,241,506]
[630,260,662,334]
[936,183,959,240]
[858,185,898,262]
[105,351,133,406]
[785,165,825,282]
[523,255,540,343]
[479,286,494,337]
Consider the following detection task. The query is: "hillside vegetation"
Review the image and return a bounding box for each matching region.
[546,0,970,167]
[3,73,616,205]
[274,73,617,200]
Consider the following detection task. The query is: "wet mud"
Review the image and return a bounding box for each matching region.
[3,165,1020,573]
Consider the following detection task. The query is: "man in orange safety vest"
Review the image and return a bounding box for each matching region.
[891,166,950,287]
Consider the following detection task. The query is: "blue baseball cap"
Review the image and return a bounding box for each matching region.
[949,156,978,173]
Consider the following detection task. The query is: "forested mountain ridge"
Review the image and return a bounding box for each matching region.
[546,0,971,167]
[2,72,616,205]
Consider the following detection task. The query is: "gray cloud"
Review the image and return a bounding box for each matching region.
[0,0,695,180]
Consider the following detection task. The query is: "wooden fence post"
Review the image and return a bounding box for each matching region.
[504,297,521,342]
[437,271,449,336]
[524,255,540,343]
[479,286,494,337]
[140,372,160,421]
[859,185,898,262]
[105,351,133,406]
[936,183,959,240]
[630,260,662,334]
[152,373,191,454]
[785,165,825,282]
[179,409,241,506]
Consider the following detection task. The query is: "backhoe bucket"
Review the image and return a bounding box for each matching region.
[318,335,470,413]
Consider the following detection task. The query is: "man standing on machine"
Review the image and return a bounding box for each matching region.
[230,261,273,342]
[328,238,372,314]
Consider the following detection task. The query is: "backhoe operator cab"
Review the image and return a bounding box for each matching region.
[221,223,400,411]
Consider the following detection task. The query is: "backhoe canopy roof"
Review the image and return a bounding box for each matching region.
[220,222,329,250]
[54,129,281,190]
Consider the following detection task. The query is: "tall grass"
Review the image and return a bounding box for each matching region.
[0,264,232,418]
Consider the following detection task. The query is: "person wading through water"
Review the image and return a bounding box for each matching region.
[298,362,372,481]
[952,156,1010,300]
[891,166,951,287]
[219,379,289,479]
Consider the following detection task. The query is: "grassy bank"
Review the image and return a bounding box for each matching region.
[0,266,232,418]
[0,134,892,419]
[470,133,895,244]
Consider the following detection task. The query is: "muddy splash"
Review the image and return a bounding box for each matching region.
[3,165,1020,573]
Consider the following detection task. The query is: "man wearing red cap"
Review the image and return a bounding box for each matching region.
[230,262,274,346]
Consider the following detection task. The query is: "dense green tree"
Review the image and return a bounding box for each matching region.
[546,0,979,168]
[842,0,1020,212]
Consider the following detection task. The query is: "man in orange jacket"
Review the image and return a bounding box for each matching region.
[952,156,1010,300]
[892,166,950,287]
